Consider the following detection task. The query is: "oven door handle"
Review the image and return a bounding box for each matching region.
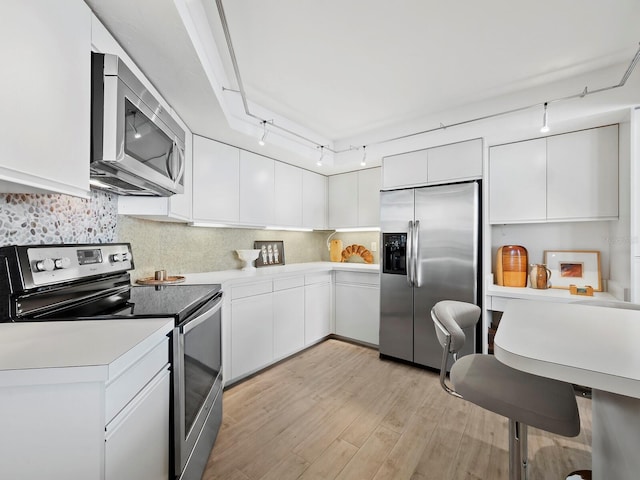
[182,298,222,334]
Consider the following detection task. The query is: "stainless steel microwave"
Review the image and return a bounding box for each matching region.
[90,52,185,196]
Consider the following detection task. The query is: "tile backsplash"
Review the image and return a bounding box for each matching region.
[116,216,380,280]
[0,190,117,246]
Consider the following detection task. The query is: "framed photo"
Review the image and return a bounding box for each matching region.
[254,241,285,267]
[543,250,602,291]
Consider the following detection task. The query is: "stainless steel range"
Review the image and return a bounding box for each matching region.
[0,243,222,480]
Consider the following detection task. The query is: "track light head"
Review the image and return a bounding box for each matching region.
[360,146,367,167]
[258,120,268,146]
[540,103,550,133]
[317,146,324,166]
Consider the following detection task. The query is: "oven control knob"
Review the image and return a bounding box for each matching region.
[35,258,55,272]
[54,257,71,269]
[110,253,126,263]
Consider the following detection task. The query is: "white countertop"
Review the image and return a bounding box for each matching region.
[180,261,379,287]
[487,283,616,302]
[494,300,640,398]
[0,318,174,385]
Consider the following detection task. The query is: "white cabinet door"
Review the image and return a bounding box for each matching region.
[240,151,274,226]
[489,138,547,223]
[547,125,618,221]
[192,136,240,223]
[0,0,90,197]
[273,286,305,359]
[335,283,380,345]
[304,282,331,345]
[274,162,303,227]
[428,138,482,183]
[105,369,170,480]
[329,172,358,228]
[302,170,327,229]
[382,150,429,189]
[231,294,274,379]
[358,168,381,227]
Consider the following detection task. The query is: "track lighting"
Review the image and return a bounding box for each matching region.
[540,102,550,133]
[360,146,367,167]
[258,120,268,146]
[317,146,324,166]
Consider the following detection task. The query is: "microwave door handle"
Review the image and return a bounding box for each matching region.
[406,221,413,287]
[173,142,185,185]
[165,141,184,183]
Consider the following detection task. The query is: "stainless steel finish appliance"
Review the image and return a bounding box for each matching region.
[0,243,222,480]
[379,181,481,369]
[91,52,186,196]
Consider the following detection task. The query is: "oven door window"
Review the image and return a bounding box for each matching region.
[182,303,222,435]
[124,99,182,181]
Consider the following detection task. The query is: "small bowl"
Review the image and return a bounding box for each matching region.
[236,249,261,271]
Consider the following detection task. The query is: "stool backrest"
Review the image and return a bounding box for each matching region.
[431,300,481,354]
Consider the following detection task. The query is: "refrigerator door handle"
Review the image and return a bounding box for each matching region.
[406,221,414,287]
[414,220,422,287]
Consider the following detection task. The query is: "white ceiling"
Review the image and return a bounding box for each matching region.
[85,0,640,174]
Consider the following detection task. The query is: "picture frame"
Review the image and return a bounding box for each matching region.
[254,241,285,267]
[543,250,602,291]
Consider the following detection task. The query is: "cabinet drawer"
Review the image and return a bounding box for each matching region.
[335,271,380,285]
[273,276,305,291]
[305,272,331,285]
[106,340,169,424]
[489,296,511,312]
[231,281,273,299]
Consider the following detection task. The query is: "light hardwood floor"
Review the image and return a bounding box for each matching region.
[203,339,591,480]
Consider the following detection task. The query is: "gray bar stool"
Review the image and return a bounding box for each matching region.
[431,300,581,480]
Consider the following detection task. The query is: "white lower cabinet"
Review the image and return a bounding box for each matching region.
[273,279,305,359]
[231,292,274,379]
[105,368,170,480]
[304,274,332,345]
[335,272,380,345]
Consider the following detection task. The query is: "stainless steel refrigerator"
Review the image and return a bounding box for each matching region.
[379,181,481,369]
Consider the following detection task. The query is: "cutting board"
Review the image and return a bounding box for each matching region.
[330,239,343,262]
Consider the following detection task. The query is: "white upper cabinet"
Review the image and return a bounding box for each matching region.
[329,168,381,229]
[240,151,275,226]
[546,125,618,221]
[358,168,381,228]
[489,138,547,223]
[274,162,302,227]
[489,125,619,224]
[329,172,358,228]
[382,150,429,189]
[192,136,240,223]
[382,139,482,190]
[428,139,483,184]
[302,170,327,229]
[0,0,91,197]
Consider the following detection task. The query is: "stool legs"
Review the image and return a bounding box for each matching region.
[509,420,528,480]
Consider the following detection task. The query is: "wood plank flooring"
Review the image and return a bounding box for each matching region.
[203,339,592,480]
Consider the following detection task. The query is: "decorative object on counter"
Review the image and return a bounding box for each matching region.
[569,284,594,296]
[529,264,552,289]
[544,250,602,291]
[341,244,374,264]
[495,245,528,287]
[253,241,285,267]
[236,249,262,271]
[136,273,185,285]
[330,239,343,262]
